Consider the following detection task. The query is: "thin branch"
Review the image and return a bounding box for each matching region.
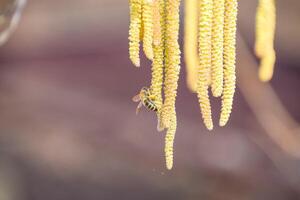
[237,32,300,158]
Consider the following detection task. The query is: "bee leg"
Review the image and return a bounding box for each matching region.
[136,101,143,115]
[157,116,165,132]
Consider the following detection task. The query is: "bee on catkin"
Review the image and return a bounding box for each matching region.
[151,0,165,131]
[128,0,279,170]
[132,87,159,114]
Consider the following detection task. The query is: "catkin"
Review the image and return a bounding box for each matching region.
[151,0,165,131]
[151,43,164,120]
[255,0,266,58]
[184,0,198,92]
[129,0,142,67]
[197,0,214,130]
[255,0,276,82]
[219,0,237,127]
[142,0,154,60]
[161,0,181,129]
[153,0,162,46]
[165,111,177,170]
[211,0,225,97]
[259,49,276,81]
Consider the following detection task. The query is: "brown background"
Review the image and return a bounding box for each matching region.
[0,0,299,200]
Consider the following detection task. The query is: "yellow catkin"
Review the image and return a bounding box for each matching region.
[153,0,162,46]
[129,0,142,67]
[219,0,238,127]
[184,0,198,92]
[255,0,276,82]
[151,0,165,131]
[142,0,154,60]
[255,0,275,58]
[197,0,213,130]
[161,0,181,129]
[255,0,266,58]
[259,49,276,81]
[165,111,177,170]
[151,41,164,114]
[211,0,225,97]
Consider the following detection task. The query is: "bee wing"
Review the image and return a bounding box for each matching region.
[132,94,141,102]
[136,102,143,115]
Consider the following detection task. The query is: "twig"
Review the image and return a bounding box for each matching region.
[237,33,300,158]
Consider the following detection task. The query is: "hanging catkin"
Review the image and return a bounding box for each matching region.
[211,0,225,97]
[151,0,165,131]
[161,0,181,129]
[197,0,214,130]
[164,110,177,170]
[219,0,238,127]
[129,0,142,67]
[142,0,154,60]
[129,0,277,170]
[255,0,276,82]
[184,0,198,92]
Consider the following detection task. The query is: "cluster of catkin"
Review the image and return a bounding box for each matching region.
[129,0,276,170]
[129,0,181,170]
[184,0,238,130]
[255,0,276,82]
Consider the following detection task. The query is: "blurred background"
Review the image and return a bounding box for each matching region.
[0,0,299,199]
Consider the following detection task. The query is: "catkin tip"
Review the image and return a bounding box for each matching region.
[219,120,227,127]
[212,88,223,98]
[211,0,225,98]
[164,110,176,170]
[219,0,237,128]
[255,0,276,81]
[142,0,154,60]
[197,0,214,131]
[258,50,276,82]
[166,163,173,170]
[133,59,141,67]
[207,124,214,131]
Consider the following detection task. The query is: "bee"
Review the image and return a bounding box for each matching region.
[132,87,165,132]
[132,87,158,115]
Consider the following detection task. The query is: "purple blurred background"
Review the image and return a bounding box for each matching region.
[0,0,299,199]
